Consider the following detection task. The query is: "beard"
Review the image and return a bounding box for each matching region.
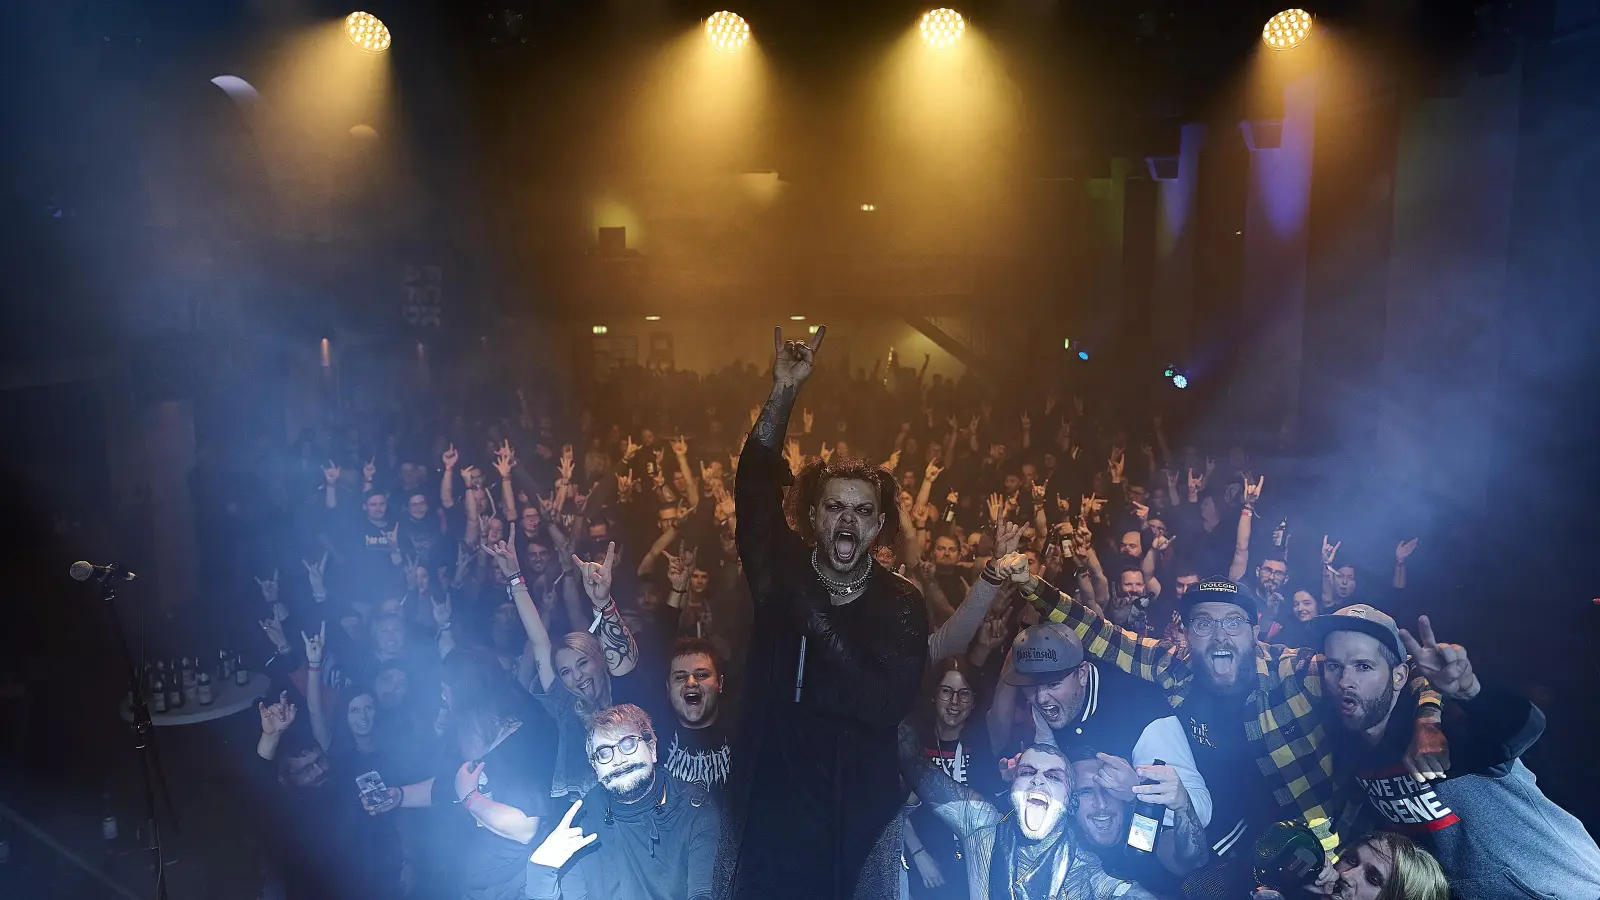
[1338,683,1396,732]
[1193,636,1255,697]
[1010,787,1067,840]
[601,762,653,797]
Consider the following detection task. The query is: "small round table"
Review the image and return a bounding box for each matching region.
[120,673,271,727]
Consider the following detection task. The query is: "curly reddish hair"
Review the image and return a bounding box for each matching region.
[785,455,902,550]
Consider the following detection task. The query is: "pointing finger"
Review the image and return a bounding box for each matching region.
[1399,628,1423,659]
[773,326,783,357]
[1416,615,1438,647]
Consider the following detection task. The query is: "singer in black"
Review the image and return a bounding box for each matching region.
[722,325,929,900]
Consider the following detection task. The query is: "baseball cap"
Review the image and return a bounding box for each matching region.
[1003,622,1085,687]
[1308,604,1406,663]
[1178,577,1261,625]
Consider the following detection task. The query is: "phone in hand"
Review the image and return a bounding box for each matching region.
[356,771,388,807]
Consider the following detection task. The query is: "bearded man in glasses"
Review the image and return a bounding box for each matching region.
[524,704,719,900]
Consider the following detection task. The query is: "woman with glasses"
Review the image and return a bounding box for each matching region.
[903,657,1002,900]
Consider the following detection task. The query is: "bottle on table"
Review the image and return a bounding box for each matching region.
[150,677,168,714]
[219,648,234,681]
[1125,758,1166,856]
[234,653,249,686]
[196,670,214,706]
[101,793,118,842]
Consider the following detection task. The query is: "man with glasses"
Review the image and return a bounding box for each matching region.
[524,704,718,900]
[998,571,1445,887]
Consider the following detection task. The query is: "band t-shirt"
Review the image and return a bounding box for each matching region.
[662,719,735,797]
[1179,689,1278,862]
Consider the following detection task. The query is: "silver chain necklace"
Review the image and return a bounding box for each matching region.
[810,548,871,595]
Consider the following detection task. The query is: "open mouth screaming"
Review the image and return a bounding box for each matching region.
[1037,702,1063,725]
[1022,792,1054,834]
[831,527,859,565]
[683,686,704,710]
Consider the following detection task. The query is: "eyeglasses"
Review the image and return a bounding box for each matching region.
[1188,615,1251,637]
[937,687,975,703]
[590,734,647,764]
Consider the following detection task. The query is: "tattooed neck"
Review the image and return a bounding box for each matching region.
[753,383,799,451]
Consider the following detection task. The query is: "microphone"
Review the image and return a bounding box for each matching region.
[70,561,139,582]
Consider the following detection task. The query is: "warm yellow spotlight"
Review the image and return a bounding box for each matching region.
[808,325,821,335]
[1262,9,1313,51]
[920,9,966,49]
[790,315,807,321]
[645,315,662,321]
[592,325,609,335]
[860,204,876,212]
[345,11,391,53]
[705,11,751,53]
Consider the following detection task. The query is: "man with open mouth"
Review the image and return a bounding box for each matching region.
[1000,571,1449,897]
[661,637,734,798]
[723,325,929,900]
[525,704,719,900]
[895,722,1155,900]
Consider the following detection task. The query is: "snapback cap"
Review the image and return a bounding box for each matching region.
[1003,622,1085,687]
[1308,604,1406,663]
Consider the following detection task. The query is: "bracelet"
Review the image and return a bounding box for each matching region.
[308,664,323,671]
[668,588,686,596]
[507,573,526,589]
[454,789,481,805]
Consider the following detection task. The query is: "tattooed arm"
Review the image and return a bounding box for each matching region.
[1158,799,1209,876]
[573,542,638,677]
[896,722,1001,840]
[755,325,825,450]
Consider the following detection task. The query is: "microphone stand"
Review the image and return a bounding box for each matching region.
[99,573,178,900]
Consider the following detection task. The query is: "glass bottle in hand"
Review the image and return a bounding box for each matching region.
[1126,759,1165,855]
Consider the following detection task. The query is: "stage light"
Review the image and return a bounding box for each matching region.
[344,11,392,53]
[920,9,966,49]
[860,204,876,212]
[592,325,608,335]
[808,325,821,335]
[1262,9,1313,51]
[790,315,806,321]
[1077,351,1090,361]
[705,11,751,53]
[645,315,661,322]
[1164,366,1175,378]
[1172,374,1189,389]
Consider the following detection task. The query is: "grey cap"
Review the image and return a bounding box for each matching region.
[1003,622,1085,687]
[1308,604,1406,663]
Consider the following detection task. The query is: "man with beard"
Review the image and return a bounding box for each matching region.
[1005,573,1445,870]
[661,638,734,797]
[1314,607,1600,900]
[986,623,1212,830]
[896,723,1154,900]
[726,325,929,900]
[1071,754,1209,892]
[524,704,719,900]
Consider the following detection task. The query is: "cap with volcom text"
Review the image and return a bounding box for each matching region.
[1178,577,1261,625]
[1003,622,1085,687]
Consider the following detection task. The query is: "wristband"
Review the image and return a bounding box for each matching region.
[454,789,481,805]
[980,565,1003,586]
[507,573,526,589]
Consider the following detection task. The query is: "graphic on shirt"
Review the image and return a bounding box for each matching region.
[665,731,732,789]
[1189,718,1216,750]
[925,742,968,785]
[1357,764,1459,832]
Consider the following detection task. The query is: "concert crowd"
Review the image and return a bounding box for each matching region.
[208,327,1600,900]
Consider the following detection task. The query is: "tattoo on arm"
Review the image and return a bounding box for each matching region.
[753,385,798,451]
[597,608,638,675]
[1168,803,1209,871]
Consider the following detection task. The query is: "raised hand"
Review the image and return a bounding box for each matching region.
[995,521,1024,558]
[819,443,833,464]
[260,606,289,652]
[772,325,827,389]
[1187,468,1205,498]
[784,439,804,475]
[494,441,515,478]
[557,455,575,485]
[363,458,377,484]
[1151,534,1174,553]
[388,524,403,564]
[665,548,695,593]
[442,444,458,469]
[883,449,901,472]
[322,461,342,486]
[256,569,280,606]
[1396,538,1419,563]
[431,595,453,630]
[482,540,521,579]
[301,622,326,667]
[994,551,1031,583]
[1108,452,1125,484]
[1400,616,1480,700]
[1131,501,1150,523]
[258,690,297,736]
[802,408,815,432]
[1132,762,1191,812]
[622,435,642,461]
[529,799,598,869]
[1321,535,1340,567]
[669,435,689,457]
[987,493,1004,523]
[572,541,619,608]
[924,460,943,482]
[616,470,635,498]
[303,552,329,600]
[1243,475,1265,508]
[1091,753,1140,802]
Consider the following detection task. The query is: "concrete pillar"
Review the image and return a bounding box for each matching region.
[1236,74,1317,433]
